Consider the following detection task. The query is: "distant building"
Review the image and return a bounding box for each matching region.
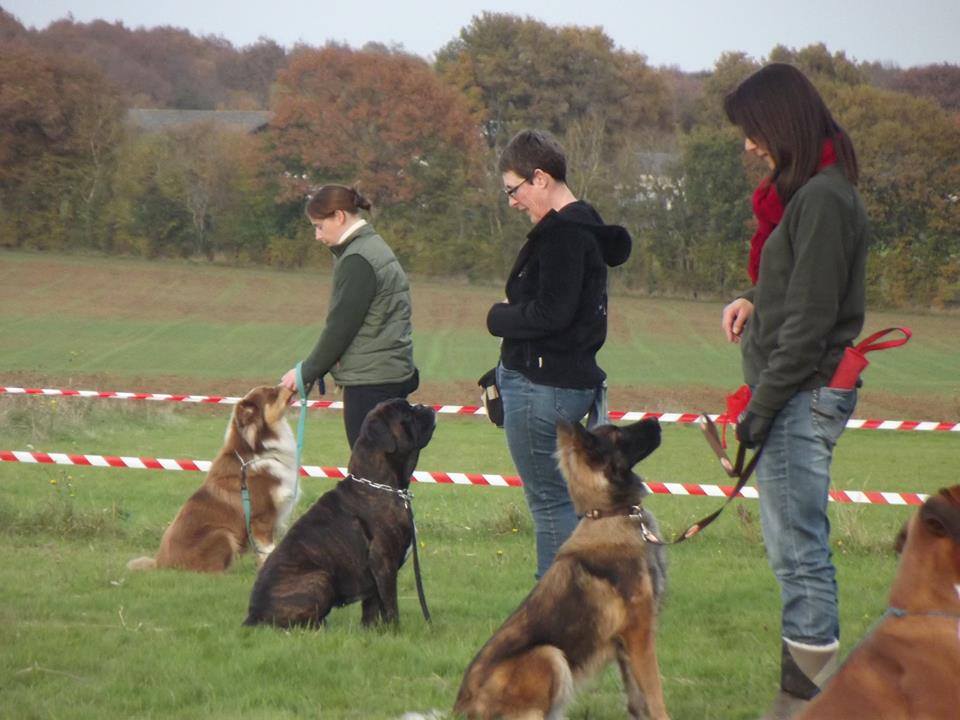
[126,109,273,133]
[634,151,678,187]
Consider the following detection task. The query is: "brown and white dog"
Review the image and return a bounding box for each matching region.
[454,418,670,720]
[127,384,299,573]
[796,485,960,720]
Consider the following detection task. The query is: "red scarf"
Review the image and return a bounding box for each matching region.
[748,139,837,284]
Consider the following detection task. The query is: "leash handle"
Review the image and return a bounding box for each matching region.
[855,327,911,353]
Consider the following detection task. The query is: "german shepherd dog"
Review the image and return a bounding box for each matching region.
[127,384,298,573]
[455,417,670,720]
[244,398,436,628]
[796,485,960,720]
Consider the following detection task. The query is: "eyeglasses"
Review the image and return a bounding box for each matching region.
[503,178,529,198]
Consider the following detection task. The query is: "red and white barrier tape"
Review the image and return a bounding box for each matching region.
[0,449,929,506]
[3,385,959,432]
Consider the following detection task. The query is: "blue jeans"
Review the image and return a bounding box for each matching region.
[497,365,600,579]
[756,387,857,646]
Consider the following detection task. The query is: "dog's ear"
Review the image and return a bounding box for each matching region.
[557,419,601,457]
[357,414,398,454]
[920,487,960,544]
[234,399,262,450]
[618,418,661,465]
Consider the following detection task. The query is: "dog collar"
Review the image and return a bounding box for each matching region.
[886,606,960,620]
[583,505,665,545]
[347,474,412,504]
[583,505,644,520]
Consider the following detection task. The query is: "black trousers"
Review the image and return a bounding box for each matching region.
[341,369,420,449]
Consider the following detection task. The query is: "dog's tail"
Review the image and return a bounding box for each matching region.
[126,556,157,571]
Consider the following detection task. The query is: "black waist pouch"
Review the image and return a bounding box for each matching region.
[477,367,504,428]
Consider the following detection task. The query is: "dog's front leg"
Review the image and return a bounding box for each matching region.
[360,596,381,627]
[619,623,670,720]
[616,642,647,720]
[369,546,400,625]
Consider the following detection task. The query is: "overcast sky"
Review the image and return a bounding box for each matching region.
[4,0,959,71]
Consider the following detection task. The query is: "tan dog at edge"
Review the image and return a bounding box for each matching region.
[796,485,960,720]
[127,384,299,573]
[454,418,669,720]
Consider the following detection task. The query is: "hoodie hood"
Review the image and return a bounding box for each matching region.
[530,200,632,267]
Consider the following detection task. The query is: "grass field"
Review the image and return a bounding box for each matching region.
[2,250,959,719]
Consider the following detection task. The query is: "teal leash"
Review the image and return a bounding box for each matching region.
[293,361,313,505]
[236,450,263,558]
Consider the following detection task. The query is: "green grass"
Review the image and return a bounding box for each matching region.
[0,392,938,720]
[1,250,958,719]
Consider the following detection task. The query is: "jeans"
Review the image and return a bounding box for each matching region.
[497,365,599,579]
[755,387,857,646]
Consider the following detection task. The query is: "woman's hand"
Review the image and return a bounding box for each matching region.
[280,368,298,392]
[722,298,754,343]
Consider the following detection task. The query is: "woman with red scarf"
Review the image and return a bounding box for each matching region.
[721,64,868,720]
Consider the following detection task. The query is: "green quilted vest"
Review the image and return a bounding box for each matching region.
[330,226,415,386]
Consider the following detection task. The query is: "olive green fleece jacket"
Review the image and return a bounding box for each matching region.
[300,224,415,387]
[739,165,868,418]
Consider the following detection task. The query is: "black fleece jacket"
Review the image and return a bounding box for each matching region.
[486,200,632,389]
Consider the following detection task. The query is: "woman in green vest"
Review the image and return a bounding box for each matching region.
[281,185,418,449]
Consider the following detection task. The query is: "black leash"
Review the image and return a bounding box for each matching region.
[348,474,431,623]
[405,500,432,623]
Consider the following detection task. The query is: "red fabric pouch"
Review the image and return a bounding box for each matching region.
[828,327,912,389]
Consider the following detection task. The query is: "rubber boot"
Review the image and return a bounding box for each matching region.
[760,638,838,720]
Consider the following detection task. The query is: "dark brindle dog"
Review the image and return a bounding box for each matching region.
[455,418,670,720]
[796,485,960,720]
[244,398,436,628]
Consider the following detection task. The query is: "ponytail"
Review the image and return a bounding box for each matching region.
[306,185,371,219]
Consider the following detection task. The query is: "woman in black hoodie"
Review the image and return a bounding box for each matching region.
[487,130,632,579]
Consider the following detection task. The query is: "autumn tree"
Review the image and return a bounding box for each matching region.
[436,13,670,150]
[0,7,26,41]
[22,16,285,109]
[217,38,287,109]
[882,63,960,113]
[105,123,278,261]
[769,43,866,85]
[0,41,125,249]
[265,44,487,273]
[824,83,960,306]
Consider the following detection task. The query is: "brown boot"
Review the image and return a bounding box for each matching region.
[759,638,838,720]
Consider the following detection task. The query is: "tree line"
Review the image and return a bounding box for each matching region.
[2,9,958,307]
